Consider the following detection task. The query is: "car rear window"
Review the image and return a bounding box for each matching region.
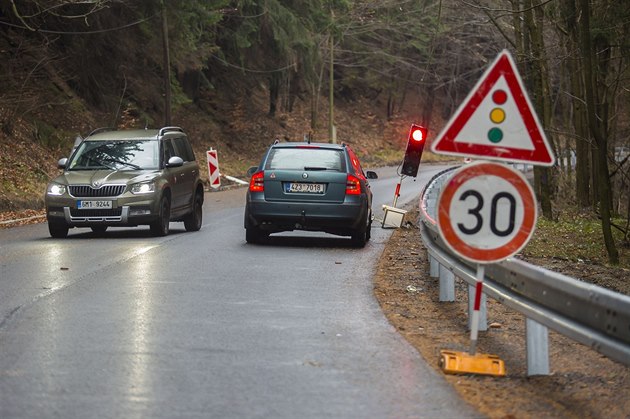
[265,147,345,171]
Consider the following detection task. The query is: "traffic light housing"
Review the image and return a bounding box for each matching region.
[401,124,427,177]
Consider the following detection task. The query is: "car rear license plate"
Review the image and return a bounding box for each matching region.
[286,182,325,194]
[78,200,113,209]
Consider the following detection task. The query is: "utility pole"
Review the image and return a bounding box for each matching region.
[328,10,336,143]
[161,0,172,126]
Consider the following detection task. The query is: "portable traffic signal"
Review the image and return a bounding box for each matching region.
[401,124,427,177]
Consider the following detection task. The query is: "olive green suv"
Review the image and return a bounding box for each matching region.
[45,127,204,238]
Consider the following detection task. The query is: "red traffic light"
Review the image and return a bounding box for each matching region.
[401,124,428,177]
[411,127,426,142]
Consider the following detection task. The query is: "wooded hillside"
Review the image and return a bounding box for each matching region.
[0,0,628,262]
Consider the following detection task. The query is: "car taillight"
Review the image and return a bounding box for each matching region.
[346,174,361,195]
[249,171,264,192]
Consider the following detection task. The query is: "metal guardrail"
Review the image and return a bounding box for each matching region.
[419,167,630,374]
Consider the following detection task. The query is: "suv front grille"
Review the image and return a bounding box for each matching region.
[69,185,126,197]
[70,208,123,217]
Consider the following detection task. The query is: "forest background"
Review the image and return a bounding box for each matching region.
[0,0,628,264]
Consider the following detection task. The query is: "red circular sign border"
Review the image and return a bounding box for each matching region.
[437,162,537,263]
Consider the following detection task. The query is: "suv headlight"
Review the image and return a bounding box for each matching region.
[131,182,155,195]
[47,183,66,196]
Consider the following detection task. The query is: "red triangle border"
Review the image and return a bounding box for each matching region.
[432,51,555,166]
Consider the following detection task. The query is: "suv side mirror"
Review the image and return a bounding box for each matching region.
[57,158,68,169]
[366,171,378,179]
[166,156,184,168]
[246,166,259,177]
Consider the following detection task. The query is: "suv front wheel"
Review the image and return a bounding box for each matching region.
[150,195,171,236]
[48,220,69,238]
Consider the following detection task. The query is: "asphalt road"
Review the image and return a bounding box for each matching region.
[0,164,478,418]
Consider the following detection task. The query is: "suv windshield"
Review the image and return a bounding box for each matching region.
[68,140,159,171]
[265,147,345,171]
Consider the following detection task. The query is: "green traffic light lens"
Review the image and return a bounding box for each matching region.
[488,128,503,143]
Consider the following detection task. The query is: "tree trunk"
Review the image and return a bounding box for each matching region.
[572,67,591,208]
[559,0,591,208]
[268,72,281,117]
[386,91,394,121]
[310,63,326,131]
[523,0,553,219]
[534,1,554,219]
[578,0,619,264]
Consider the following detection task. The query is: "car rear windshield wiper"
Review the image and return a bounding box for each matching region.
[303,166,331,171]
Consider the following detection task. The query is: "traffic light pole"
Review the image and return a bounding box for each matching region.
[392,174,403,207]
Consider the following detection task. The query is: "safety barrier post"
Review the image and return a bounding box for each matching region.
[526,319,550,375]
[429,254,439,278]
[439,265,455,302]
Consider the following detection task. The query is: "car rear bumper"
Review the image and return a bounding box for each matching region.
[245,196,369,234]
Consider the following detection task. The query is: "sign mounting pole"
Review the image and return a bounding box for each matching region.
[469,264,485,355]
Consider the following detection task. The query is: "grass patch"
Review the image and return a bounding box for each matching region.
[524,209,630,268]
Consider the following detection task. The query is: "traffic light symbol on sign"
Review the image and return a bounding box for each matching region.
[430,50,555,166]
[488,89,507,144]
[401,124,427,177]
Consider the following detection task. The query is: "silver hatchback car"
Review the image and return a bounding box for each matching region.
[244,141,378,247]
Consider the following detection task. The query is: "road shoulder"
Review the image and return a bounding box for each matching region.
[373,205,630,418]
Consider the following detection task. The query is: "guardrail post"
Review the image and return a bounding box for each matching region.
[439,265,455,302]
[429,254,439,278]
[526,318,550,376]
[467,284,487,331]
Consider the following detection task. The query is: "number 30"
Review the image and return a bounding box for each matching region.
[457,190,516,237]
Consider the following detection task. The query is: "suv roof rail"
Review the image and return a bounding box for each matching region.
[86,127,116,138]
[159,126,184,136]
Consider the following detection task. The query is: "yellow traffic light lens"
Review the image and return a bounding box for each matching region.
[490,108,506,124]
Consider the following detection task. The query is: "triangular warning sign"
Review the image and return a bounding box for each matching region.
[431,50,555,166]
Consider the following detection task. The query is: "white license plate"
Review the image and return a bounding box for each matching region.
[78,200,113,209]
[286,182,325,194]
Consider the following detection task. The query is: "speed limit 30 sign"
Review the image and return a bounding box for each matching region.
[437,161,537,263]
